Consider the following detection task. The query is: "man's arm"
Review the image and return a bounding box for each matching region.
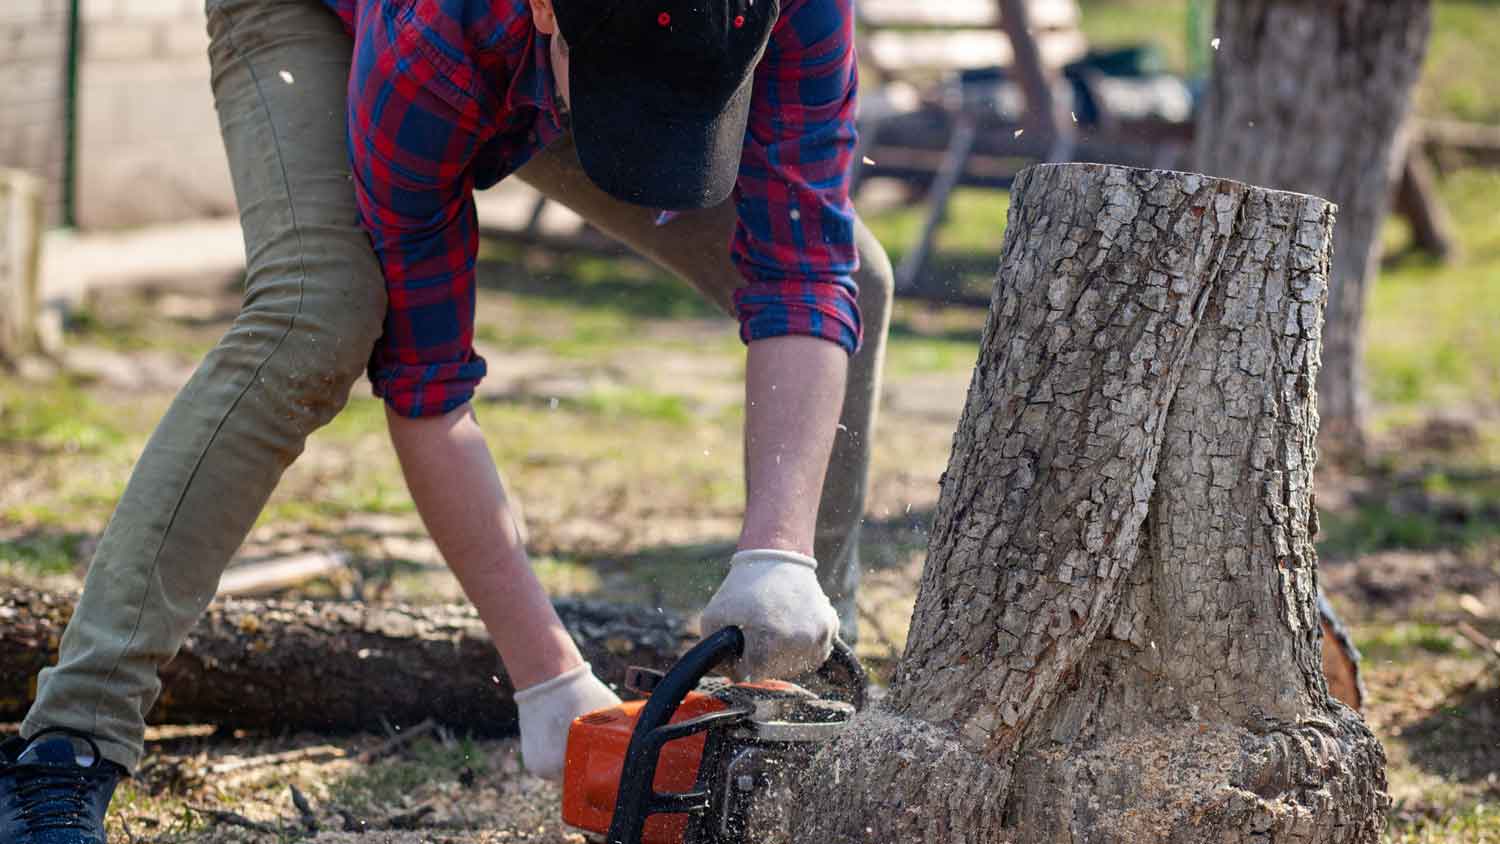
[700,0,860,680]
[739,335,848,555]
[733,0,863,548]
[348,12,616,778]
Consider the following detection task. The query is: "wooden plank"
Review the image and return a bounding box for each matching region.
[217,552,349,598]
[860,0,1079,31]
[867,28,1087,74]
[0,168,45,361]
[1419,118,1500,167]
[1394,148,1457,262]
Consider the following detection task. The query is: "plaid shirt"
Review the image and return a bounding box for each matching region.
[326,0,862,417]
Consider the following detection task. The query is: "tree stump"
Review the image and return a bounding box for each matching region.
[787,163,1387,843]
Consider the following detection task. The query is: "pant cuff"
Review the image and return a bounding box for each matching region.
[20,713,142,775]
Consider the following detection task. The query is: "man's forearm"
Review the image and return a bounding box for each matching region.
[386,404,584,690]
[740,335,849,555]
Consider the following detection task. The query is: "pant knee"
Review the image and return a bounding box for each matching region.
[252,289,384,429]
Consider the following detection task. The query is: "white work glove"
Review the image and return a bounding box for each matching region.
[699,548,839,681]
[514,662,620,781]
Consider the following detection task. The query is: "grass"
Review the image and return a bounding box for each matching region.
[1386,809,1500,844]
[0,531,88,576]
[1319,498,1500,557]
[328,736,484,815]
[1369,169,1500,416]
[0,378,127,455]
[1356,623,1464,662]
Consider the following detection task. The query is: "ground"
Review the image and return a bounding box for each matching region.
[5,1,1500,841]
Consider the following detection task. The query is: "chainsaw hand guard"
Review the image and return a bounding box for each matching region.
[569,627,865,844]
[607,628,753,844]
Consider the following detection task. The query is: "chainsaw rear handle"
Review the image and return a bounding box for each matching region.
[604,627,865,844]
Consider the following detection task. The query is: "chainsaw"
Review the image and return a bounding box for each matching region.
[562,626,867,844]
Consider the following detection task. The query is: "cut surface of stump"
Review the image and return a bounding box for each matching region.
[785,163,1387,844]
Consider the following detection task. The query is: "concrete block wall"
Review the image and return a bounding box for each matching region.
[0,1,70,224]
[75,0,236,228]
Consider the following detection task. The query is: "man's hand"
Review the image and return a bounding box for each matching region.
[699,548,839,681]
[514,663,620,781]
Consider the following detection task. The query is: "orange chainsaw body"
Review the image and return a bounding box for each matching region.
[561,681,797,844]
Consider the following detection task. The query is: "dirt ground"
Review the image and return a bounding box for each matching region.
[3,264,1498,842]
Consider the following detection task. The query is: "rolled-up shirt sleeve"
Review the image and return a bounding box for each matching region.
[731,0,862,356]
[348,3,489,418]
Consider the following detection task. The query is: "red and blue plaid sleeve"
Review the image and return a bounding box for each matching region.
[731,0,862,356]
[346,0,493,418]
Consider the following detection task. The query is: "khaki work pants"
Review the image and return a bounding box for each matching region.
[23,0,892,773]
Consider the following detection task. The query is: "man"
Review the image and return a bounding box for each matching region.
[0,0,892,840]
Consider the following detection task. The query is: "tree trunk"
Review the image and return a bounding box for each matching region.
[1190,0,1432,462]
[786,163,1387,843]
[0,589,691,731]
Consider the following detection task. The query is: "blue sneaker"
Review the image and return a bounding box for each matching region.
[0,729,124,844]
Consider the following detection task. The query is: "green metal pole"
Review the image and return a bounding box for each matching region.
[62,0,81,228]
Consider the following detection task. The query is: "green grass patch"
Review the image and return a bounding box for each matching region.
[0,532,87,576]
[600,543,737,610]
[328,736,486,815]
[1420,1,1500,124]
[0,378,126,454]
[1319,500,1500,556]
[1356,623,1463,662]
[476,243,717,321]
[1387,803,1500,844]
[1369,170,1500,417]
[573,386,693,424]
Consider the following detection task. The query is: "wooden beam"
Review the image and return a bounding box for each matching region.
[0,168,46,361]
[1393,148,1457,262]
[217,552,350,598]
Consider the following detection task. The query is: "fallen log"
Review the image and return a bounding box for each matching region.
[0,589,692,732]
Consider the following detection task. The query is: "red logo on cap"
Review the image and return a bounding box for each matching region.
[657,11,671,25]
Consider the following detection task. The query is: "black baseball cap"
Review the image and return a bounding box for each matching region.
[552,0,780,210]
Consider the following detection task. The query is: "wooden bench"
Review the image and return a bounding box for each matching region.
[855,0,1104,295]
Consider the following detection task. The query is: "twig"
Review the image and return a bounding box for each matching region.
[289,785,319,834]
[356,718,439,764]
[335,807,368,833]
[1455,622,1500,665]
[185,804,286,835]
[385,804,437,830]
[209,745,348,775]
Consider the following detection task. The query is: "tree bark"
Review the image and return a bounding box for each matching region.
[0,589,691,731]
[785,163,1387,843]
[1190,0,1432,462]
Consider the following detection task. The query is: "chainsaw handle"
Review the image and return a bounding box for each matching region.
[815,637,869,713]
[606,627,748,844]
[605,628,868,844]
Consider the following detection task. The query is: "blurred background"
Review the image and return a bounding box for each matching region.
[1,1,1498,841]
